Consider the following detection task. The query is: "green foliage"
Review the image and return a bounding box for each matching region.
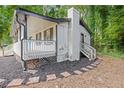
[81,6,124,53]
[99,49,124,59]
[0,5,124,58]
[0,6,14,46]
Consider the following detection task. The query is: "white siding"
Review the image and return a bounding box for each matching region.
[14,25,21,57]
[13,41,21,57]
[79,25,91,53]
[68,8,80,61]
[17,29,20,41]
[57,22,69,62]
[79,25,91,45]
[21,25,24,40]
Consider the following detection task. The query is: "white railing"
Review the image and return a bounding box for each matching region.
[80,42,96,60]
[22,39,56,60]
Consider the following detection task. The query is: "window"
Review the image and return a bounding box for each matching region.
[44,31,47,40]
[39,32,42,40]
[43,27,53,41]
[36,32,42,40]
[36,34,38,40]
[47,30,50,40]
[50,28,53,40]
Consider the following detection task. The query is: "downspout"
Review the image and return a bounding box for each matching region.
[56,25,58,62]
[16,14,27,71]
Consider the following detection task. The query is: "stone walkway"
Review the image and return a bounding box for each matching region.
[0,56,101,88]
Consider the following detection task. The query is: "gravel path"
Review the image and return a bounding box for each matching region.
[0,56,27,81]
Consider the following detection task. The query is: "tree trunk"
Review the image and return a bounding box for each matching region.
[0,46,4,57]
[1,48,4,57]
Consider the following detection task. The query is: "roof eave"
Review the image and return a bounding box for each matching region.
[16,8,71,23]
[80,20,92,35]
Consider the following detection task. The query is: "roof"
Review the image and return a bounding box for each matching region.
[11,8,91,36]
[80,20,92,34]
[15,8,71,23]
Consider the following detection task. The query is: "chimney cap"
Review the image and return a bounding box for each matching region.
[68,7,79,14]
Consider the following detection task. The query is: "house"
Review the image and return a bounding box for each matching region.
[11,7,96,71]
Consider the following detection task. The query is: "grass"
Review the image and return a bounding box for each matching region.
[98,48,124,60]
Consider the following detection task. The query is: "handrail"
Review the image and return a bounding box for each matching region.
[25,39,56,42]
[81,42,96,52]
[80,42,96,60]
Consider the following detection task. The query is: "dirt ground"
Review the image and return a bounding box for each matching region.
[0,55,124,88]
[18,55,124,88]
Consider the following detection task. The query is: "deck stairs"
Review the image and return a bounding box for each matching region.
[80,42,96,61]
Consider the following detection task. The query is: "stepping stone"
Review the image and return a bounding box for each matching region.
[26,76,39,85]
[80,67,89,72]
[73,70,82,75]
[46,74,56,81]
[0,79,5,84]
[0,79,5,87]
[86,65,94,69]
[60,71,71,78]
[91,64,97,67]
[94,61,100,65]
[27,70,38,74]
[7,79,24,88]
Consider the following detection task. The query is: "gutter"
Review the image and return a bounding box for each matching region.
[16,14,27,71]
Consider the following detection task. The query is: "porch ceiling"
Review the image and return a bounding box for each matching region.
[27,15,57,34]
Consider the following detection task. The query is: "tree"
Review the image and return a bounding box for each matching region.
[0,5,124,56]
[0,6,14,56]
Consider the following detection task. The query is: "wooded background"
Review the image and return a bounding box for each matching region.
[0,5,124,58]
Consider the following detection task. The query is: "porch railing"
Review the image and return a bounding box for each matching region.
[22,39,56,60]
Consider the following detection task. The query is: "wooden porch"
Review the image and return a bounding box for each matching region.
[14,39,56,60]
[23,39,56,60]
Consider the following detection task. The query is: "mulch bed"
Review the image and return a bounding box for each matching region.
[18,56,124,88]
